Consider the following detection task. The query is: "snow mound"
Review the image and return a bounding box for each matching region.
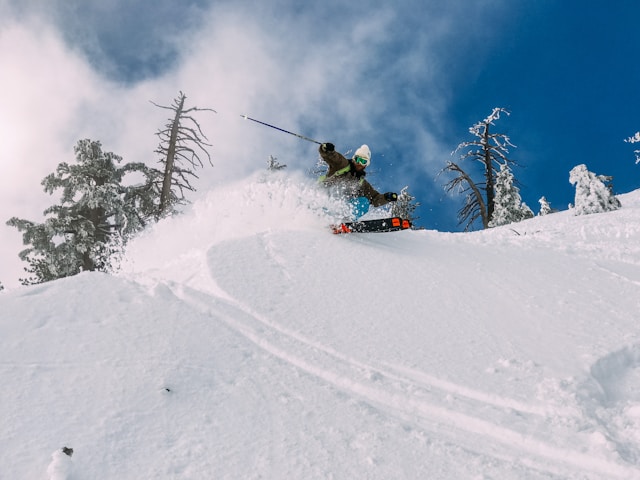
[120,171,345,284]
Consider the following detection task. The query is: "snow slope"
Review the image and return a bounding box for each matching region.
[2,172,640,479]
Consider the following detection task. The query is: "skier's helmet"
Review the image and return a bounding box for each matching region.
[353,144,371,167]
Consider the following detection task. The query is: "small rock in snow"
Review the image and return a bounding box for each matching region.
[47,447,74,480]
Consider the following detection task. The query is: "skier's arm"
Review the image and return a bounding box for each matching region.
[360,180,389,207]
[319,143,347,169]
[359,181,398,207]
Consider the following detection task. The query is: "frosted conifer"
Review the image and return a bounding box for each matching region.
[7,139,154,284]
[390,186,419,222]
[488,163,533,227]
[538,196,552,216]
[569,164,621,215]
[624,131,640,164]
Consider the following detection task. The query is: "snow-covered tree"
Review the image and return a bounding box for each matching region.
[538,196,552,216]
[267,155,287,171]
[488,163,533,227]
[568,164,621,216]
[390,186,419,222]
[6,139,154,284]
[442,107,521,230]
[151,91,215,217]
[624,131,640,164]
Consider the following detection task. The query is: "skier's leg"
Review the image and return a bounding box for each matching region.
[349,196,370,220]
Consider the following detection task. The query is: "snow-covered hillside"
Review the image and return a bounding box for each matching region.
[2,172,640,479]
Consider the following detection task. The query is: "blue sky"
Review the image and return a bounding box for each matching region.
[446,1,640,226]
[1,0,639,284]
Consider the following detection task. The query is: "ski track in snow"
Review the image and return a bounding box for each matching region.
[594,260,640,287]
[169,281,639,479]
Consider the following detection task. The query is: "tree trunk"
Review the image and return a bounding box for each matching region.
[483,124,495,224]
[159,93,186,215]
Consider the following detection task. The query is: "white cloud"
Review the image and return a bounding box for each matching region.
[0,17,123,286]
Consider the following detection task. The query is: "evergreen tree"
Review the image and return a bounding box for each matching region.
[624,131,640,164]
[390,186,419,222]
[488,163,533,227]
[568,164,621,215]
[6,139,154,284]
[441,107,521,230]
[267,155,287,171]
[538,196,552,216]
[151,91,215,217]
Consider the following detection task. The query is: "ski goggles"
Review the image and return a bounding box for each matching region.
[354,156,369,166]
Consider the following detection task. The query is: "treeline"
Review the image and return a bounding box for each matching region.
[2,103,637,287]
[6,91,214,285]
[441,107,631,231]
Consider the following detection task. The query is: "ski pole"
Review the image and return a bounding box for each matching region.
[240,115,322,145]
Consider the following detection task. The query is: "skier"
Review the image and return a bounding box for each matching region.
[318,142,398,219]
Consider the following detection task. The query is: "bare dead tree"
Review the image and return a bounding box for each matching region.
[440,107,518,230]
[151,91,216,216]
[440,161,488,230]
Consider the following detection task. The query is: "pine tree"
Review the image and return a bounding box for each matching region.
[568,164,621,215]
[6,139,154,284]
[488,163,533,227]
[390,186,419,222]
[624,131,640,164]
[538,196,552,216]
[267,155,287,171]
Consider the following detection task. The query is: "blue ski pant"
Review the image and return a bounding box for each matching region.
[349,196,370,220]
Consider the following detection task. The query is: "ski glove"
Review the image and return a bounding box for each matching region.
[321,142,335,152]
[384,192,398,202]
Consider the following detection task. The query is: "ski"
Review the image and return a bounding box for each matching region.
[331,217,412,234]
